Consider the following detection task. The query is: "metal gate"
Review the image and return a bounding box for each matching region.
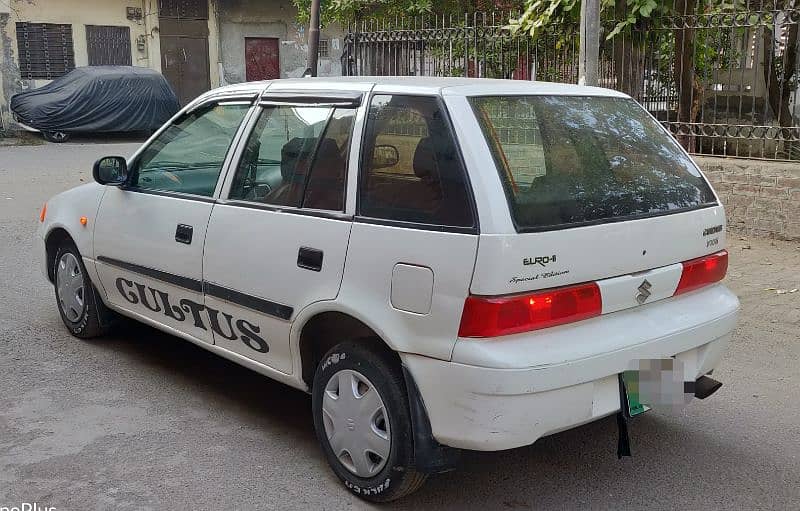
[86,26,132,66]
[158,0,211,105]
[344,6,800,161]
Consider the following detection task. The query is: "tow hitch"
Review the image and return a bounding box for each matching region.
[686,375,723,400]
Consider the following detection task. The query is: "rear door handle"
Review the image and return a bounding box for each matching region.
[297,246,323,272]
[175,224,193,244]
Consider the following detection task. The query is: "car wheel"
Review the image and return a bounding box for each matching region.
[312,341,427,502]
[43,131,71,143]
[53,243,109,338]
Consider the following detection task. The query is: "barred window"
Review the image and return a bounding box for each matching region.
[318,39,329,58]
[86,26,132,66]
[16,23,75,80]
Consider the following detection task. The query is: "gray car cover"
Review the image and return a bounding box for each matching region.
[10,66,180,133]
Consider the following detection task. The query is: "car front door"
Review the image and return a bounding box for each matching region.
[94,99,252,343]
[201,93,362,373]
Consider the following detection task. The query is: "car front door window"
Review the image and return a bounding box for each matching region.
[132,102,250,197]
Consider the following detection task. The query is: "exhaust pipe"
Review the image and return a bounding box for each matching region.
[687,375,723,400]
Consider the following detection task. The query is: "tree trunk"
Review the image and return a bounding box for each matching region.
[762,21,798,128]
[673,0,697,151]
[613,0,645,98]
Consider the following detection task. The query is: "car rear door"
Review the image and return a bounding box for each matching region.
[201,90,365,373]
[94,98,253,344]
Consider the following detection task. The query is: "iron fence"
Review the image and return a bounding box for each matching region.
[343,3,800,160]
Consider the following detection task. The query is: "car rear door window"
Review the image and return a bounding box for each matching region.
[302,109,356,211]
[229,105,355,210]
[471,95,717,231]
[132,102,250,197]
[358,95,475,229]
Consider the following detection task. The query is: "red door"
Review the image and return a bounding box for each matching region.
[245,37,280,81]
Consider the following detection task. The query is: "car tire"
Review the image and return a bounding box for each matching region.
[312,341,428,502]
[53,242,111,338]
[43,131,71,143]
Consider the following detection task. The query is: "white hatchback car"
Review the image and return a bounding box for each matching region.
[38,77,739,502]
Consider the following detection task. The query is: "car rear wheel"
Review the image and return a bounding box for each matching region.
[43,131,71,143]
[53,243,110,338]
[312,341,427,502]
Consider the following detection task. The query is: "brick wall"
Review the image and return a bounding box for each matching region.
[695,156,800,241]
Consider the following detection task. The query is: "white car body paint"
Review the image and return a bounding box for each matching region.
[39,77,739,452]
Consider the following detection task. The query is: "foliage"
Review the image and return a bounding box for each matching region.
[508,0,665,41]
[293,0,430,25]
[293,0,522,25]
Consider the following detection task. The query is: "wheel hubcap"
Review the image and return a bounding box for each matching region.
[322,369,391,478]
[56,253,85,322]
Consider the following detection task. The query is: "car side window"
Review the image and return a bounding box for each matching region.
[132,102,250,197]
[359,95,474,228]
[303,109,356,211]
[229,105,354,211]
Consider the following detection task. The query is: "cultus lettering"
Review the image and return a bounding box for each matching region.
[115,277,269,353]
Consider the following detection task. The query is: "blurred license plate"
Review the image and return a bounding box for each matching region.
[620,370,652,418]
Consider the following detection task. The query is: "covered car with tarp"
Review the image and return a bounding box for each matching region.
[10,66,180,142]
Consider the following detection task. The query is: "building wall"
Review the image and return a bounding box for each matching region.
[696,155,800,241]
[0,0,222,117]
[1,0,151,94]
[216,0,343,84]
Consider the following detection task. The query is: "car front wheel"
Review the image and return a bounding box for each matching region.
[53,243,109,338]
[312,341,427,502]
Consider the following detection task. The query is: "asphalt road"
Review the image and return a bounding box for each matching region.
[1,139,798,510]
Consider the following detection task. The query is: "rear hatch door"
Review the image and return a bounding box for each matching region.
[468,94,725,311]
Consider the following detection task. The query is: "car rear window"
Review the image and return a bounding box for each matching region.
[470,95,717,231]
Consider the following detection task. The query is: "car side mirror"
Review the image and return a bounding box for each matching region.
[371,144,400,169]
[93,156,128,186]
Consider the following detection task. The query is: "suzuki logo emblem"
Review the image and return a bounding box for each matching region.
[346,418,356,431]
[636,279,652,304]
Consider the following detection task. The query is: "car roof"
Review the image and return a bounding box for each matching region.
[202,76,629,101]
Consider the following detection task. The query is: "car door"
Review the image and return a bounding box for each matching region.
[202,92,363,373]
[94,99,252,343]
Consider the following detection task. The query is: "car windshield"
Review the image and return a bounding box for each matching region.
[470,95,717,231]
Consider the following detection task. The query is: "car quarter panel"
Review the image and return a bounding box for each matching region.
[336,223,479,361]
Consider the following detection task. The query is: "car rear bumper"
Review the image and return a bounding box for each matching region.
[401,285,739,451]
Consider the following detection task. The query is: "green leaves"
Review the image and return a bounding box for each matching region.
[604,0,661,40]
[294,0,434,25]
[509,0,668,42]
[508,0,580,40]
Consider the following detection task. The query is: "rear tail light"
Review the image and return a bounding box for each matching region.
[674,250,728,295]
[39,203,47,223]
[459,250,729,339]
[458,282,602,338]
